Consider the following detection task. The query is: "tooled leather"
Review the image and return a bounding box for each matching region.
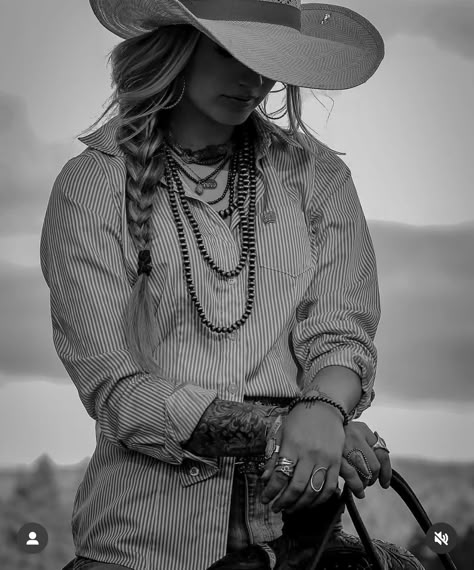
[207,529,426,569]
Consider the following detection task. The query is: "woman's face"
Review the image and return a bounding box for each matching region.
[178,34,277,128]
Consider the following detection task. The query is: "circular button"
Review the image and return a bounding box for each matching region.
[189,466,200,477]
[228,384,238,395]
[16,523,48,554]
[425,522,458,554]
[228,278,236,285]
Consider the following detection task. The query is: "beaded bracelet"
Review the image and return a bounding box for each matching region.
[288,395,350,426]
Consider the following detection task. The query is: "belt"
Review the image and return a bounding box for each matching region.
[235,397,293,475]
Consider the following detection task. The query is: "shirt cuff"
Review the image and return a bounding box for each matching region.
[302,349,376,420]
[164,383,218,463]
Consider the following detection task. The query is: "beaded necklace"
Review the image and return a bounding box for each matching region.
[162,124,257,334]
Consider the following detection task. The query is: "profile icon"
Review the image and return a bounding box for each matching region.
[26,531,40,546]
[16,523,48,553]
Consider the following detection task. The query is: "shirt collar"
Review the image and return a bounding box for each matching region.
[78,112,300,159]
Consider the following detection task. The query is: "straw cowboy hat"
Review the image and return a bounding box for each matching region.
[88,0,385,90]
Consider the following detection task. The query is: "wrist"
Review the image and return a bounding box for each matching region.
[305,366,362,414]
[288,395,349,426]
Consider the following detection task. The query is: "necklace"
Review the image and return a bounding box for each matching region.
[162,125,258,334]
[171,150,230,195]
[164,142,239,219]
[165,128,237,166]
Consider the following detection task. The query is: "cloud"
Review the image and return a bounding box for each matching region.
[329,0,474,60]
[369,221,474,403]
[0,92,72,237]
[0,261,65,382]
[1,221,474,407]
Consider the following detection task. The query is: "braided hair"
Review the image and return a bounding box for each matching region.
[78,24,340,375]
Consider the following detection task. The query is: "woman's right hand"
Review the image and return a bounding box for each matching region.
[261,418,392,504]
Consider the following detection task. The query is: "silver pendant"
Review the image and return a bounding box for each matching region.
[202,179,217,190]
[195,183,204,195]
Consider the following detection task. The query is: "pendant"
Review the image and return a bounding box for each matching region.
[201,179,217,190]
[195,183,204,195]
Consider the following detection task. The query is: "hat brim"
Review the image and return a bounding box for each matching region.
[89,1,384,90]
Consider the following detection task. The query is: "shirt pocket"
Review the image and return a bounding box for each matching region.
[256,204,313,277]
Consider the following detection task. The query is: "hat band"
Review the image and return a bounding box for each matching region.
[181,0,301,30]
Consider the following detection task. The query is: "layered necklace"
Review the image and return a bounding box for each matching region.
[165,128,240,219]
[162,124,257,334]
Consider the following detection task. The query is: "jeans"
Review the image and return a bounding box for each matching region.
[63,469,342,569]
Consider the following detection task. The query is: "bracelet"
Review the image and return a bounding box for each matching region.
[288,395,350,426]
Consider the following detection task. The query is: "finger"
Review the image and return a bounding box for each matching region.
[285,465,331,514]
[268,460,309,513]
[261,456,296,505]
[339,459,365,499]
[345,447,380,486]
[261,447,280,482]
[309,463,340,506]
[375,449,392,489]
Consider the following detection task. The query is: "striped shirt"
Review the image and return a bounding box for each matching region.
[40,113,380,570]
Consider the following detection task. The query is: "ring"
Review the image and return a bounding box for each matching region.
[264,440,281,461]
[275,457,296,478]
[345,448,373,480]
[264,438,277,460]
[310,466,327,493]
[372,431,390,453]
[276,457,296,465]
[275,464,295,477]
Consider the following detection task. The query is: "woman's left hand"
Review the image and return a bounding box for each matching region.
[340,420,392,496]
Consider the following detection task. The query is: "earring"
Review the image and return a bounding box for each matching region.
[160,77,186,110]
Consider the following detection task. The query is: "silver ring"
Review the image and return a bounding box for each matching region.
[275,456,296,478]
[276,457,296,467]
[264,438,278,460]
[275,464,295,478]
[346,448,373,480]
[372,431,390,453]
[310,467,327,493]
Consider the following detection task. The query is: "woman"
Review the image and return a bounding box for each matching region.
[40,1,418,569]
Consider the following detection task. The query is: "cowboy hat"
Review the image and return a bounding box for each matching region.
[89,0,384,90]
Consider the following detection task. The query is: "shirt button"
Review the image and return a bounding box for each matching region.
[228,384,238,395]
[189,466,200,477]
[228,278,236,285]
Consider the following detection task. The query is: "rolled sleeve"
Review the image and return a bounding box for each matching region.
[292,160,381,419]
[40,153,217,465]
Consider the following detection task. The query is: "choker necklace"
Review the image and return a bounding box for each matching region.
[165,128,238,166]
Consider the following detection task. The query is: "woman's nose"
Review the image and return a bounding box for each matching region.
[239,69,263,88]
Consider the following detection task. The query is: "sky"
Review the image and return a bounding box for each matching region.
[0,0,473,468]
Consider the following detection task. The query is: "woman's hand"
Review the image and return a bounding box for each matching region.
[260,402,346,514]
[339,420,392,499]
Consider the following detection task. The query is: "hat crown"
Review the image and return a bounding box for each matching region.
[238,0,301,8]
[179,0,302,30]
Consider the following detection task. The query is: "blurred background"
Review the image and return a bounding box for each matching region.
[0,0,473,568]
